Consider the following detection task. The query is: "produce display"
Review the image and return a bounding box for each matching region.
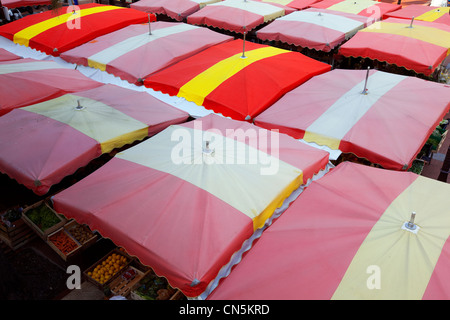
[25,203,62,232]
[133,272,177,300]
[67,224,94,244]
[48,230,79,255]
[87,251,129,285]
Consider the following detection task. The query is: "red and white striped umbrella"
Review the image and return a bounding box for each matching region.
[208,161,450,300]
[255,68,450,170]
[0,48,21,62]
[256,8,370,52]
[130,0,222,21]
[0,58,102,116]
[52,114,330,297]
[61,21,233,85]
[187,0,295,34]
[0,84,189,195]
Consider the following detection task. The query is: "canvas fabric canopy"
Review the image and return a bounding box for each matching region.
[253,0,320,10]
[0,3,153,56]
[0,48,21,62]
[339,18,450,76]
[52,114,330,297]
[60,21,233,85]
[186,0,295,34]
[256,8,370,52]
[208,162,450,300]
[310,0,401,20]
[130,0,222,21]
[1,0,51,9]
[0,84,189,195]
[144,39,331,121]
[384,5,450,26]
[0,58,102,116]
[254,69,450,170]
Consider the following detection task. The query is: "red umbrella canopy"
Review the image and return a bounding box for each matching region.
[187,0,295,34]
[309,0,401,20]
[0,3,154,56]
[207,161,450,300]
[384,5,450,26]
[339,18,450,76]
[0,84,190,195]
[144,39,331,121]
[52,114,330,297]
[0,48,22,62]
[253,0,321,10]
[0,58,102,117]
[254,68,450,170]
[1,0,51,9]
[60,21,233,85]
[130,0,222,21]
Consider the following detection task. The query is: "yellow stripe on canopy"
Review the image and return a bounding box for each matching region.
[116,125,303,231]
[22,94,149,154]
[332,175,450,299]
[361,21,450,55]
[177,46,289,106]
[13,5,124,47]
[416,7,450,22]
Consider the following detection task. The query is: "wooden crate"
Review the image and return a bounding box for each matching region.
[110,265,150,298]
[0,217,36,250]
[22,200,67,240]
[63,220,97,250]
[46,228,82,261]
[130,270,185,300]
[83,248,133,291]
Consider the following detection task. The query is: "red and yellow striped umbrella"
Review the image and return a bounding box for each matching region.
[144,39,331,121]
[208,161,450,300]
[0,3,153,56]
[130,0,222,21]
[339,17,450,76]
[52,114,330,297]
[384,5,450,26]
[0,58,102,116]
[0,84,189,195]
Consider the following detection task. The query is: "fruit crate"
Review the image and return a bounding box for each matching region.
[63,220,97,250]
[130,270,185,300]
[0,214,36,250]
[46,227,82,261]
[109,262,151,298]
[22,200,67,240]
[83,248,133,291]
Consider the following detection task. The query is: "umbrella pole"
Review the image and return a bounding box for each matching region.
[148,14,152,35]
[362,66,370,95]
[241,32,247,59]
[407,16,415,28]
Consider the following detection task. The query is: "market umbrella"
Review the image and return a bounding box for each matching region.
[384,5,450,26]
[0,48,21,62]
[52,114,330,297]
[1,0,51,9]
[253,0,321,10]
[186,0,295,34]
[208,161,450,300]
[0,58,102,116]
[0,84,190,196]
[254,68,450,171]
[0,3,153,56]
[309,0,401,20]
[60,21,233,85]
[144,39,331,121]
[256,8,370,52]
[130,0,222,22]
[339,18,450,76]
